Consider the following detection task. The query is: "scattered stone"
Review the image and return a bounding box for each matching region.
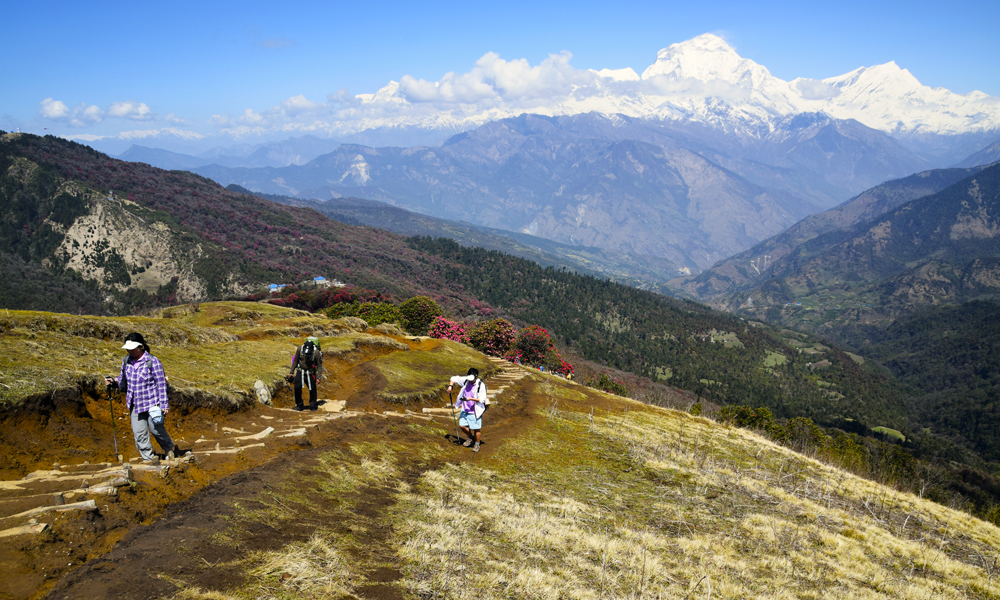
[0,523,48,539]
[254,379,272,405]
[11,499,98,520]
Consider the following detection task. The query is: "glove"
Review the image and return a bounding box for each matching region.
[285,374,294,383]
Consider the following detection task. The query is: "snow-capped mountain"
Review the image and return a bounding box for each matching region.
[82,33,999,162]
[337,33,1000,145]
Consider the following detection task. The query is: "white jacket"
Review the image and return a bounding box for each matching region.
[451,375,489,418]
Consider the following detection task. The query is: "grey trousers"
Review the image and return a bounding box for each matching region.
[130,408,174,460]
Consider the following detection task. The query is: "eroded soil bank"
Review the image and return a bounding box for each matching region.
[0,344,554,600]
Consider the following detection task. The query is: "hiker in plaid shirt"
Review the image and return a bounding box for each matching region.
[105,332,175,463]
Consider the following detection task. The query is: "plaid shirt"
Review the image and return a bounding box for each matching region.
[119,352,169,414]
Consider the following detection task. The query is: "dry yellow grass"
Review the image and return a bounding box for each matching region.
[12,304,992,598]
[169,383,1000,598]
[388,394,1000,599]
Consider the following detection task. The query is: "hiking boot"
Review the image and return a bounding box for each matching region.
[463,438,474,447]
[309,404,318,411]
[473,442,480,453]
[293,405,305,412]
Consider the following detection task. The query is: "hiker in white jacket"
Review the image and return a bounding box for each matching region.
[447,367,489,452]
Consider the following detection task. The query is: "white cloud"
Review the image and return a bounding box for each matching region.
[108,101,154,121]
[281,94,321,116]
[39,98,69,119]
[327,88,361,108]
[793,78,841,100]
[240,108,264,124]
[81,104,104,122]
[398,51,592,106]
[65,104,105,127]
[210,114,231,126]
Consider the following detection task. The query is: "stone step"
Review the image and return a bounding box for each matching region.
[197,443,266,455]
[0,467,131,493]
[0,522,48,539]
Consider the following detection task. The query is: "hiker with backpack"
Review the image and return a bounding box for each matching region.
[447,367,489,452]
[104,332,176,464]
[286,336,323,411]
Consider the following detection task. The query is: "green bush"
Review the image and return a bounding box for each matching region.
[324,301,401,327]
[468,318,516,356]
[587,373,628,396]
[399,296,442,335]
[718,405,786,442]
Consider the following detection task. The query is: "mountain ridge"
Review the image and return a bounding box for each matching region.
[192,111,927,274]
[75,33,1000,164]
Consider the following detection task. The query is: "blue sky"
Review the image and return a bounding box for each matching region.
[3,0,998,143]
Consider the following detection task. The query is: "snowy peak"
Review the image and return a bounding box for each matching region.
[642,34,774,89]
[819,61,1000,136]
[639,34,801,116]
[824,61,923,97]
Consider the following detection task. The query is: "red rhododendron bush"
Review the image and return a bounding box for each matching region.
[430,317,573,375]
[428,316,470,344]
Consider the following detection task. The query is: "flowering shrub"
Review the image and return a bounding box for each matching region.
[428,316,470,344]
[269,284,386,313]
[399,296,443,335]
[514,325,555,366]
[503,349,524,363]
[469,318,516,356]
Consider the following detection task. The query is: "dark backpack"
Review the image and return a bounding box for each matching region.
[300,341,318,371]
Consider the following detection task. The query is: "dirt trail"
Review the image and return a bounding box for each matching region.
[0,348,544,600]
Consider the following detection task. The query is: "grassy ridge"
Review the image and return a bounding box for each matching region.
[0,302,365,405]
[171,380,1000,599]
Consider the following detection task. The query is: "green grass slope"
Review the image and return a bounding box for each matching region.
[143,376,1000,599]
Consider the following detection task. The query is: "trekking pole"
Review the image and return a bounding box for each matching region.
[106,382,120,461]
[449,387,461,444]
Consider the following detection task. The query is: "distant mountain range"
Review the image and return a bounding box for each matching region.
[671,165,990,301]
[955,137,1000,168]
[227,185,682,292]
[676,163,1000,342]
[119,135,344,170]
[85,34,999,166]
[190,112,934,273]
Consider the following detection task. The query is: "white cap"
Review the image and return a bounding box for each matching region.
[122,340,143,350]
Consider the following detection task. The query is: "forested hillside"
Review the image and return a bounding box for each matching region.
[847,300,1000,462]
[409,236,908,431]
[671,165,986,301]
[0,132,479,314]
